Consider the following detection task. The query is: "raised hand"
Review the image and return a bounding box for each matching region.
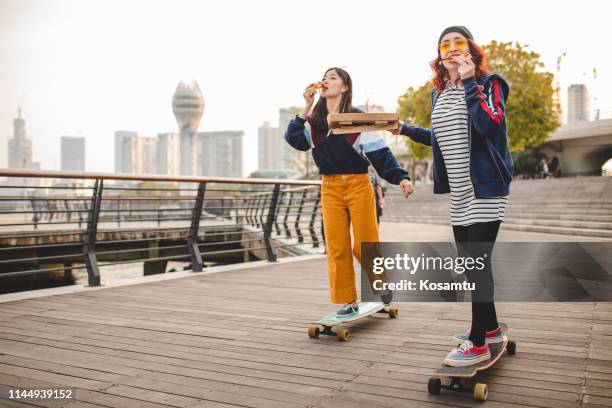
[456,54,475,79]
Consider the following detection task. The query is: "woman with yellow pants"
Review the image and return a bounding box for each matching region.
[284,67,414,315]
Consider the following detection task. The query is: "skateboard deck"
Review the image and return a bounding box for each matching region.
[428,322,516,401]
[327,113,399,134]
[308,302,398,341]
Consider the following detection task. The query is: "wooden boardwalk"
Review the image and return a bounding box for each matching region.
[1,257,611,407]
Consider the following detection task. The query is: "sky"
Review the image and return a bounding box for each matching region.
[1,0,610,176]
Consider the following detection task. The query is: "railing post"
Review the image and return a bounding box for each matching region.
[84,179,103,286]
[294,190,307,243]
[188,182,206,272]
[30,198,39,229]
[308,190,321,248]
[274,190,283,236]
[254,196,261,228]
[283,191,293,238]
[258,195,266,229]
[117,200,121,228]
[248,196,256,226]
[263,184,280,262]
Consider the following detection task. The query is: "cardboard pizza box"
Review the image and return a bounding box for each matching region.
[327,112,399,134]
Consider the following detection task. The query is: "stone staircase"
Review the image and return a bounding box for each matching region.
[383,176,612,238]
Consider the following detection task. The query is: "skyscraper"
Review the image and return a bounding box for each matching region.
[114,131,137,173]
[157,132,180,176]
[567,84,590,123]
[8,108,39,170]
[134,136,158,175]
[198,131,243,177]
[113,131,158,175]
[278,107,303,173]
[258,121,282,172]
[172,81,204,176]
[60,136,85,171]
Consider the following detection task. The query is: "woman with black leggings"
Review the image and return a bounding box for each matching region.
[392,26,512,366]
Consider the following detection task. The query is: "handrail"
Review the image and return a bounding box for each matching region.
[0,169,325,291]
[0,168,321,186]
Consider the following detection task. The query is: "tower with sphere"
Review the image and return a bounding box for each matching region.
[172,81,204,176]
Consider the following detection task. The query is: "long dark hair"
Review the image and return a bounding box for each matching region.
[310,67,353,134]
[431,39,489,92]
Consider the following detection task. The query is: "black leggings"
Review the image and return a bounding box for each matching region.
[452,220,501,347]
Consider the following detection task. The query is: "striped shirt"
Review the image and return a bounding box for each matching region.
[431,83,507,226]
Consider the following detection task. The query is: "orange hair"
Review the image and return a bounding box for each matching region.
[431,39,489,92]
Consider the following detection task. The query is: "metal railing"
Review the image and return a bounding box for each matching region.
[0,169,323,287]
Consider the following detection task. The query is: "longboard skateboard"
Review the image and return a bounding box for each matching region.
[308,302,398,341]
[327,113,399,135]
[427,322,516,401]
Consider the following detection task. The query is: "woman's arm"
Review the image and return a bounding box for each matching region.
[463,76,507,138]
[284,116,313,151]
[399,122,433,146]
[359,132,410,185]
[284,85,317,151]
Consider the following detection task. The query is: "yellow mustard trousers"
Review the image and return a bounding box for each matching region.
[321,173,382,304]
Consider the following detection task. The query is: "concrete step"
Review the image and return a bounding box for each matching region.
[386,198,612,209]
[500,223,612,239]
[385,204,612,216]
[383,215,612,238]
[385,211,612,226]
[505,202,612,209]
[503,212,612,222]
[503,218,612,231]
[383,213,612,231]
[383,216,448,225]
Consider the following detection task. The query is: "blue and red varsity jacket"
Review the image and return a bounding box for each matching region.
[401,74,513,198]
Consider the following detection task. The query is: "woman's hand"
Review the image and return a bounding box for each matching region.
[389,120,404,135]
[457,55,475,79]
[378,197,385,208]
[399,178,414,199]
[303,84,316,107]
[299,85,316,120]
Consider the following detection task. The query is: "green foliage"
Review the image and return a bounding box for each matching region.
[397,81,433,160]
[484,41,560,151]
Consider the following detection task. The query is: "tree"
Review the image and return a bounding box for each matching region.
[396,41,560,154]
[397,81,433,161]
[484,41,560,151]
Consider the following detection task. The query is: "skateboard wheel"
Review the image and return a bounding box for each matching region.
[427,377,441,395]
[388,308,399,319]
[337,328,350,341]
[507,340,516,355]
[473,383,488,401]
[308,325,320,338]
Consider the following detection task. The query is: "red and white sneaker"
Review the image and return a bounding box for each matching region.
[444,340,491,367]
[453,326,503,344]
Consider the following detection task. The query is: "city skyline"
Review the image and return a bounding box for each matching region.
[1,0,611,176]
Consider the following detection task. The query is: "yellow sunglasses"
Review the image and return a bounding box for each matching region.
[439,38,468,54]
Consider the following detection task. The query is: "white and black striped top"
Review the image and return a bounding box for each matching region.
[431,83,507,226]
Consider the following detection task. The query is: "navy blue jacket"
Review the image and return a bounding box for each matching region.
[285,108,410,185]
[401,74,513,198]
